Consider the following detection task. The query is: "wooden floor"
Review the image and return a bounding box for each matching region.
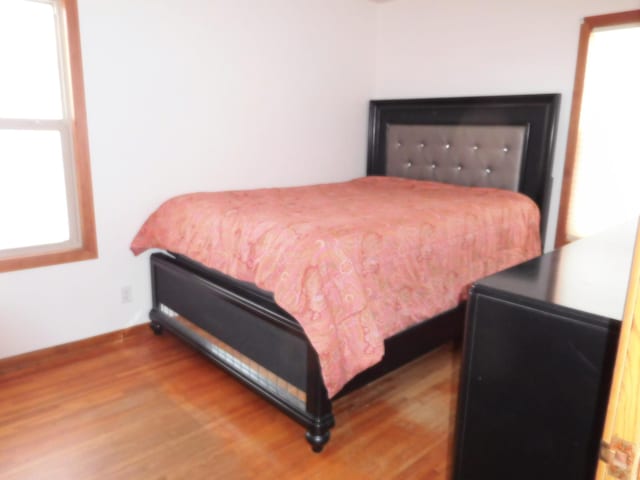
[0,329,460,480]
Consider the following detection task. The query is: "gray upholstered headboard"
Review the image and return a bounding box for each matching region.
[386,124,526,191]
[367,94,560,240]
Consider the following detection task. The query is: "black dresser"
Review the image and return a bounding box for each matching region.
[453,222,636,480]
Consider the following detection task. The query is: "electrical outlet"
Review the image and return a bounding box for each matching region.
[121,286,132,304]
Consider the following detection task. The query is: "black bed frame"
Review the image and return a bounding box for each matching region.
[147,94,560,452]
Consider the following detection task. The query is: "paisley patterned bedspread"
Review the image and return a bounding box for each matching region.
[131,176,540,397]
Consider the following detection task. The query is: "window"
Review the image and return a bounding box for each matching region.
[556,10,640,246]
[0,0,96,272]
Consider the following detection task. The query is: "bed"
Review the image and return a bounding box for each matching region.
[131,94,560,452]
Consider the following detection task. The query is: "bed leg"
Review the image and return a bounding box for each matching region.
[305,427,330,453]
[150,321,164,335]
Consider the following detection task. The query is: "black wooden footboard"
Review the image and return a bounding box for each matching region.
[149,252,334,452]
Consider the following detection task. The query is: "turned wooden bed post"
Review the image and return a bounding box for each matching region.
[304,346,334,452]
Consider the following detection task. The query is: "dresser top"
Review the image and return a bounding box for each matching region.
[475,221,638,321]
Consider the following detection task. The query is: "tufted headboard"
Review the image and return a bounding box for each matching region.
[367,94,560,240]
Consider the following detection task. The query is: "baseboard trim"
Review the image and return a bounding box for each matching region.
[0,323,149,376]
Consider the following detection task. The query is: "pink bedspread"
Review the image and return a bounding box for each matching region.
[131,177,540,396]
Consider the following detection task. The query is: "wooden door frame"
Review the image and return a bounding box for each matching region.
[596,220,640,479]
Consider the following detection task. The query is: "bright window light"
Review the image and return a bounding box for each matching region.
[0,1,63,120]
[567,24,640,239]
[0,130,70,250]
[0,0,75,256]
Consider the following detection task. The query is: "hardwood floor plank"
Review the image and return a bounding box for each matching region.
[0,328,459,479]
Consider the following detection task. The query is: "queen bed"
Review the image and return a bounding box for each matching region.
[131,94,560,452]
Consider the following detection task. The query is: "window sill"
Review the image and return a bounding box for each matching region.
[0,243,98,273]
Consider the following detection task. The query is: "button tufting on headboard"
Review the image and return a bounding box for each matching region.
[385,124,526,191]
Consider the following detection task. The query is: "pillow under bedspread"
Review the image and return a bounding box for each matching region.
[131,176,541,397]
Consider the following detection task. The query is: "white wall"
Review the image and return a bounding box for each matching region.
[373,0,640,249]
[0,0,375,358]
